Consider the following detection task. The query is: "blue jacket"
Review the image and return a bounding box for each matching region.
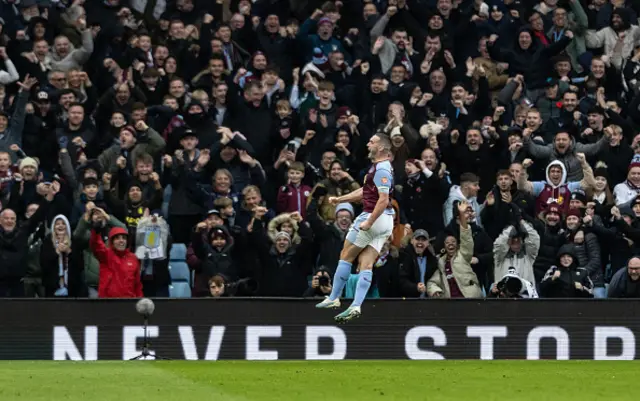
[298,18,350,63]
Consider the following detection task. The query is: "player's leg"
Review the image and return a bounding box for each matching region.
[334,245,378,322]
[316,215,366,308]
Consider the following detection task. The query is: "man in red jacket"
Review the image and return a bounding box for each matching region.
[90,209,143,298]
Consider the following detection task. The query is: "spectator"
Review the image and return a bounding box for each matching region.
[493,217,541,287]
[89,207,143,298]
[608,256,640,298]
[489,268,539,298]
[540,244,594,298]
[443,173,483,227]
[427,202,483,298]
[399,229,438,298]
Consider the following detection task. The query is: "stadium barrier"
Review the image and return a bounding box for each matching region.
[2,299,639,360]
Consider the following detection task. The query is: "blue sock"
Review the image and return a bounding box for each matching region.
[351,270,373,307]
[328,260,352,301]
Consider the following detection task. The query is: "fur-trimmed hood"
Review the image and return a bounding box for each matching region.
[267,213,302,245]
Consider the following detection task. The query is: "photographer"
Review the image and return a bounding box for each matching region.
[303,269,333,297]
[489,268,539,298]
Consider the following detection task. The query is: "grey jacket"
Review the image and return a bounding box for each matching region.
[370,14,401,75]
[525,135,609,181]
[98,127,166,174]
[545,0,588,73]
[0,91,28,163]
[49,29,94,72]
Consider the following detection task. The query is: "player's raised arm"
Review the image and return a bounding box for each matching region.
[328,188,363,205]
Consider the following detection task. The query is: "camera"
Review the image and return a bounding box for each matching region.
[318,275,330,287]
[225,278,259,296]
[287,143,296,152]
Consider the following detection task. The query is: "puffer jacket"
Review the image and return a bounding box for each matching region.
[569,229,603,287]
[532,221,566,284]
[90,227,143,298]
[540,244,594,298]
[427,225,483,298]
[73,214,127,289]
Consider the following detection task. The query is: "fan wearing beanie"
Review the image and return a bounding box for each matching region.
[613,155,640,206]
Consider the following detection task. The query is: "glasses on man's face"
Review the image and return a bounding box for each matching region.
[53,77,66,82]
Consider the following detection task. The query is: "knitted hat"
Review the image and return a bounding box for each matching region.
[630,154,640,170]
[19,157,38,171]
[318,17,333,27]
[120,125,137,137]
[565,208,582,219]
[312,47,328,67]
[570,190,587,205]
[275,231,291,243]
[632,197,640,208]
[545,202,562,216]
[336,106,351,119]
[335,202,354,217]
[594,162,609,182]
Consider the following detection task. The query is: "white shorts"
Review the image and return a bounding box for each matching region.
[346,212,394,253]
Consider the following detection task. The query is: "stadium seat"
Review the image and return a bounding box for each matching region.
[170,243,187,261]
[169,282,192,298]
[169,261,190,281]
[169,262,191,298]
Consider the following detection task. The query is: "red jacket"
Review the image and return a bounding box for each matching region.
[90,227,143,298]
[276,183,312,217]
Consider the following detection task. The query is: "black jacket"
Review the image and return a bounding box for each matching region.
[608,267,640,298]
[0,197,50,280]
[481,186,535,240]
[250,218,313,297]
[401,170,450,233]
[540,246,593,298]
[305,197,348,275]
[398,245,439,297]
[191,225,236,297]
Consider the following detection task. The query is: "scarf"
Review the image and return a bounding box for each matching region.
[626,179,640,193]
[374,251,389,268]
[406,172,420,186]
[54,238,69,296]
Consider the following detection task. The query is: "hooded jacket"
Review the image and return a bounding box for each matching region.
[40,215,78,296]
[532,160,573,215]
[540,244,593,297]
[267,213,302,245]
[191,225,236,297]
[90,227,143,298]
[443,185,483,228]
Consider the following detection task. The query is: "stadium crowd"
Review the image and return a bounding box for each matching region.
[1,0,640,300]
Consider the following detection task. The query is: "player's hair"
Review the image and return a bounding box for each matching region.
[376,134,392,154]
[460,173,480,184]
[288,161,305,173]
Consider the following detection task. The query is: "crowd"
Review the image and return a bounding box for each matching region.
[2,0,640,300]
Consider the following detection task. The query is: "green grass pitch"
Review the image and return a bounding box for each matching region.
[0,361,636,400]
